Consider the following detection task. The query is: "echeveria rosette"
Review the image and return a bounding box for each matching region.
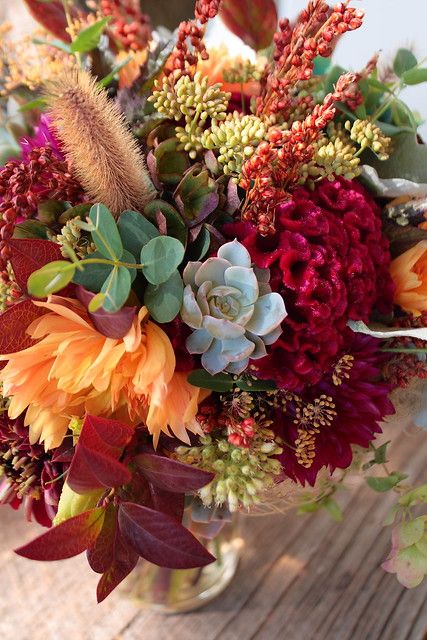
[180,240,287,375]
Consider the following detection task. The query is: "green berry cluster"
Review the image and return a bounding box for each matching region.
[176,428,283,511]
[346,119,391,160]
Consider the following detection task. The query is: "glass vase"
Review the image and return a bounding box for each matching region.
[122,510,241,613]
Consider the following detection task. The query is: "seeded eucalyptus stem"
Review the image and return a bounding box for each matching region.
[78,257,146,270]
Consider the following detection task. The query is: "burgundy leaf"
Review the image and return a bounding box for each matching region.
[136,453,214,493]
[0,299,46,359]
[148,484,185,522]
[8,238,67,293]
[67,415,133,494]
[15,508,105,561]
[76,286,136,339]
[119,502,215,569]
[23,0,71,41]
[88,505,139,602]
[219,0,277,51]
[96,537,138,603]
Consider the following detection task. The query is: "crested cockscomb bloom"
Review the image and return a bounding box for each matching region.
[0,297,207,449]
[46,68,156,216]
[228,177,394,390]
[272,334,395,485]
[0,412,69,527]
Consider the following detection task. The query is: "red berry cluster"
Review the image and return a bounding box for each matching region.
[242,77,357,235]
[0,147,84,277]
[166,0,222,77]
[196,403,256,448]
[258,0,364,116]
[100,0,151,51]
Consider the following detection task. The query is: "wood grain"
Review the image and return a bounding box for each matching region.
[1,423,427,640]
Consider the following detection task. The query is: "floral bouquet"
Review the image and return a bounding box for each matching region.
[1,0,427,604]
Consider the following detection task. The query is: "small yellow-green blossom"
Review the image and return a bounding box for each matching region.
[175,120,205,160]
[223,59,262,85]
[48,217,96,259]
[300,123,361,186]
[176,428,283,511]
[149,71,230,123]
[346,119,391,160]
[201,112,267,178]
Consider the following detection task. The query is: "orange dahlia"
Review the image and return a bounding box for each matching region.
[0,297,206,449]
[390,241,427,317]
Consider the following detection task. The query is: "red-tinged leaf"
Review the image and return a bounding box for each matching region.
[87,505,138,602]
[23,0,71,42]
[87,504,119,574]
[76,285,136,339]
[15,507,105,561]
[8,239,66,293]
[67,446,131,494]
[149,483,185,522]
[219,0,278,51]
[118,502,215,569]
[136,453,214,494]
[67,415,133,494]
[0,298,46,358]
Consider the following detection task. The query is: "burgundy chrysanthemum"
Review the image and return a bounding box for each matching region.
[228,177,395,390]
[272,334,395,485]
[0,414,71,527]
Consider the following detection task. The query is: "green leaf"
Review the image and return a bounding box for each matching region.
[141,236,185,285]
[372,441,390,465]
[88,293,106,313]
[19,97,48,113]
[32,37,71,54]
[101,266,131,313]
[98,56,132,88]
[144,271,184,323]
[118,210,159,259]
[366,472,407,493]
[153,137,191,185]
[70,17,111,54]
[365,132,427,183]
[323,497,343,522]
[13,220,48,240]
[187,370,234,392]
[73,251,113,290]
[89,203,123,261]
[393,48,417,77]
[402,67,427,85]
[144,200,187,246]
[396,518,426,548]
[399,484,427,507]
[236,377,276,391]
[28,260,76,297]
[185,225,211,261]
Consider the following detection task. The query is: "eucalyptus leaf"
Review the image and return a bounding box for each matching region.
[118,210,159,259]
[28,261,76,297]
[363,133,427,183]
[101,265,131,313]
[144,270,184,323]
[70,17,111,54]
[141,236,185,285]
[89,203,123,260]
[72,251,113,291]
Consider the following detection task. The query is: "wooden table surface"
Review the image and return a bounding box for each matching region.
[1,422,427,640]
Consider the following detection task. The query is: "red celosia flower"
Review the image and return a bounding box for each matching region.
[0,414,70,527]
[228,177,395,389]
[272,334,395,484]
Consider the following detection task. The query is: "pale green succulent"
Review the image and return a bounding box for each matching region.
[180,240,287,375]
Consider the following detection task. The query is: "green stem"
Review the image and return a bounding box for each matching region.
[79,257,145,270]
[381,347,427,354]
[61,0,82,67]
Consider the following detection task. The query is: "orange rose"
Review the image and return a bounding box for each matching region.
[390,240,427,316]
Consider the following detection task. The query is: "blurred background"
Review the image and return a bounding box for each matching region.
[1,0,426,136]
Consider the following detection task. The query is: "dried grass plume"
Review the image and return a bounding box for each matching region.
[46,69,156,216]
